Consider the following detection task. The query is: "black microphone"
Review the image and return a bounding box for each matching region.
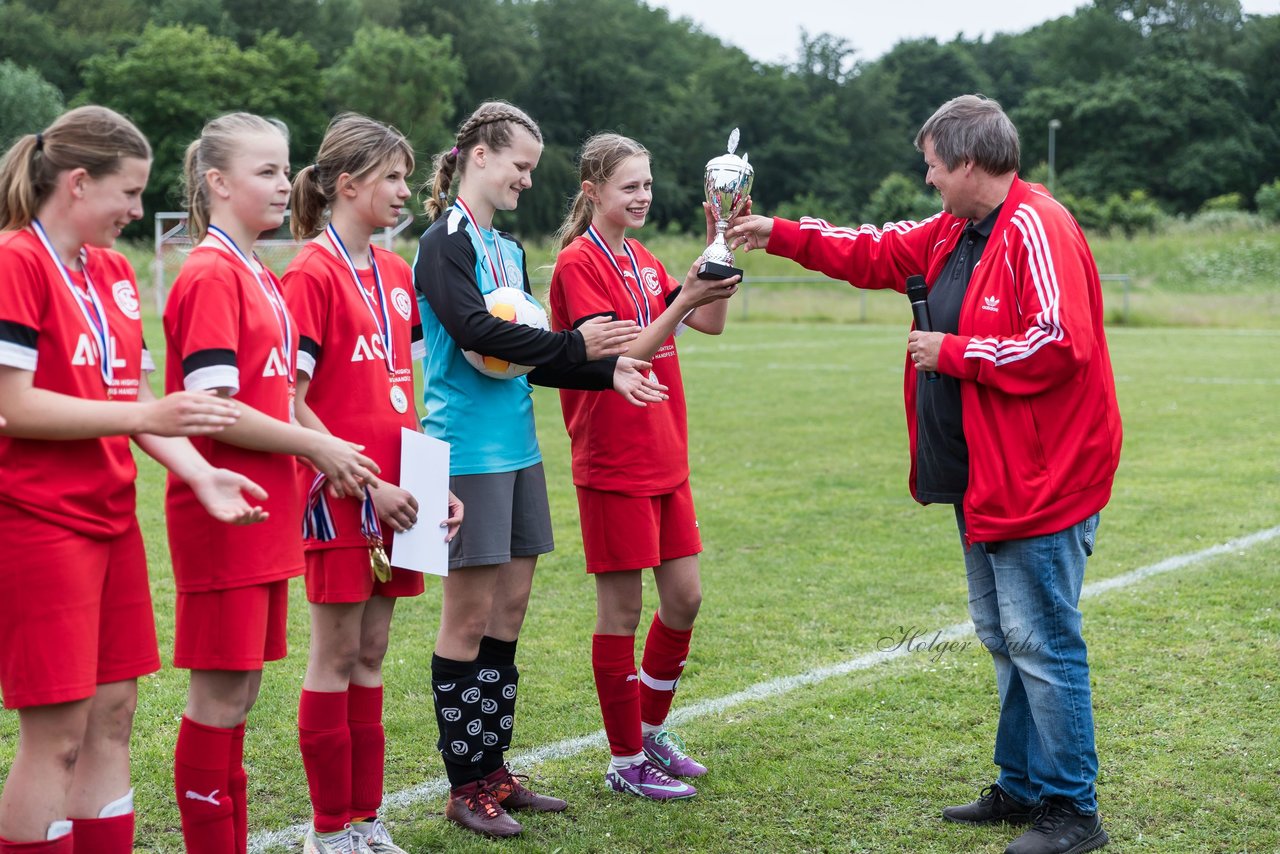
[905,275,938,383]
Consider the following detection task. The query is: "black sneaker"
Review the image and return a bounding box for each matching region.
[1004,797,1109,854]
[942,784,1037,825]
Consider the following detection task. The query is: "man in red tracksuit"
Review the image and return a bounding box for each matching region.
[729,94,1121,854]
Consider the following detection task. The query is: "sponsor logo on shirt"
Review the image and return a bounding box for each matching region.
[112,280,141,320]
[72,334,126,369]
[351,334,389,362]
[391,287,413,320]
[262,346,290,377]
[982,295,1000,313]
[642,266,662,296]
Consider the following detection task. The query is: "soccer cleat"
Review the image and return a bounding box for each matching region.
[303,825,374,854]
[1004,797,1109,854]
[642,729,708,778]
[942,783,1037,825]
[605,758,697,800]
[485,765,568,812]
[445,780,523,838]
[351,817,408,854]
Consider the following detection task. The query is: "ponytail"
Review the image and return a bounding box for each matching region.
[0,106,150,231]
[552,191,594,254]
[423,101,542,222]
[289,164,328,239]
[424,147,460,222]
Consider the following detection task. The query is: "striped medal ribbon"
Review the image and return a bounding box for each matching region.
[326,223,394,375]
[206,225,295,385]
[584,224,651,327]
[30,219,114,386]
[303,473,390,582]
[452,197,513,290]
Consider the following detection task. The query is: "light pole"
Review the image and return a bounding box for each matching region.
[1048,119,1062,194]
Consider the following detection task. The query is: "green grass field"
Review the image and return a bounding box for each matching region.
[3,315,1277,853]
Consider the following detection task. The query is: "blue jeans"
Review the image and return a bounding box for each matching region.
[956,506,1101,815]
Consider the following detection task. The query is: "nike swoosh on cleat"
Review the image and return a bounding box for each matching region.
[640,782,690,792]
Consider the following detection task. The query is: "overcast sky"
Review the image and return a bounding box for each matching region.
[645,0,1280,65]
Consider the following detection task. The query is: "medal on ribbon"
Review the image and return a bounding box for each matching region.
[303,473,391,583]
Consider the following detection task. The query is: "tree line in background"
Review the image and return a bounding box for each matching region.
[1,0,1278,238]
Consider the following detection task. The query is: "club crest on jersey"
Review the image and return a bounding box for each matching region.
[504,259,522,286]
[641,266,662,296]
[72,334,126,368]
[351,334,388,362]
[112,280,141,320]
[391,287,413,320]
[262,347,289,377]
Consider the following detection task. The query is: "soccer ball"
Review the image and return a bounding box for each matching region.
[462,286,550,379]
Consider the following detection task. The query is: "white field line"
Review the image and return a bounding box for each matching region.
[247,524,1280,852]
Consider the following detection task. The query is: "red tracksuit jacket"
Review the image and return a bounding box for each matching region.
[767,177,1122,543]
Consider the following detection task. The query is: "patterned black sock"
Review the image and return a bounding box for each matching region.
[431,653,484,787]
[476,636,519,776]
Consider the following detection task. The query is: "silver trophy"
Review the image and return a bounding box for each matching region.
[698,128,754,281]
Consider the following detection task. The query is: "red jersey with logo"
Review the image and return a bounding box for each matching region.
[549,236,688,495]
[0,229,152,538]
[283,242,424,549]
[163,245,303,591]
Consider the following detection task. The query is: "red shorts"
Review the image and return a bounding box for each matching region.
[576,480,703,573]
[174,579,289,670]
[304,546,425,604]
[0,510,159,710]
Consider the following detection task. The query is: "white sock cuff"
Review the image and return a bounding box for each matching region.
[641,721,663,737]
[98,787,135,818]
[47,820,73,840]
[610,752,645,770]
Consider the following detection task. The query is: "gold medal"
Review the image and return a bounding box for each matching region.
[369,539,393,583]
[389,384,408,413]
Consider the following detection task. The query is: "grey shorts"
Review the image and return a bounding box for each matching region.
[448,463,554,570]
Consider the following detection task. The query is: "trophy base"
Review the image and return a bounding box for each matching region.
[697,260,742,281]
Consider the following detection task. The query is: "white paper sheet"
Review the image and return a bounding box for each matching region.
[391,428,450,576]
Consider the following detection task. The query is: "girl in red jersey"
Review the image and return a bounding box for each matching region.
[549,134,738,800]
[0,106,268,854]
[165,112,382,854]
[283,113,463,854]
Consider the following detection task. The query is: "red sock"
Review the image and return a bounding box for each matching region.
[174,716,235,854]
[299,689,351,833]
[592,633,641,757]
[0,834,73,853]
[347,683,385,820]
[639,613,693,727]
[229,722,247,854]
[71,813,133,853]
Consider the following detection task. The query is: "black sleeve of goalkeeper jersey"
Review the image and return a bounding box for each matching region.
[414,221,588,365]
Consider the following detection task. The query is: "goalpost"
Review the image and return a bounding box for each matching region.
[151,212,415,313]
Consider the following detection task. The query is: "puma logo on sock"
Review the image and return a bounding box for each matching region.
[184,789,221,806]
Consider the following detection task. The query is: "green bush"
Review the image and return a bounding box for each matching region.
[1256,179,1280,223]
[1199,192,1243,213]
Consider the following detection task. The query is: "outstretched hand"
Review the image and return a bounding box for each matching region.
[725,209,772,254]
[612,357,669,407]
[189,467,269,525]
